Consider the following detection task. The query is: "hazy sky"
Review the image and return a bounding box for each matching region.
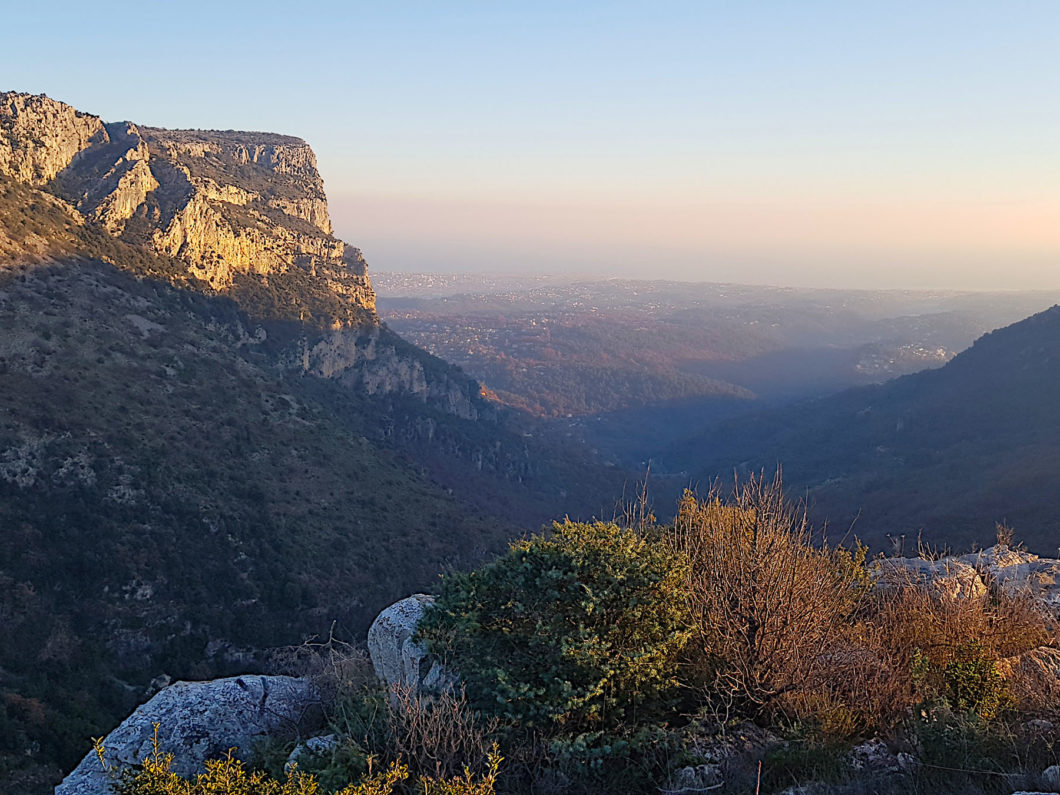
[4,1,1060,288]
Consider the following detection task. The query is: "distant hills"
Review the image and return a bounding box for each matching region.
[668,305,1060,556]
[376,273,1060,469]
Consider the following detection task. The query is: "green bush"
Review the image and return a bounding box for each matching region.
[912,641,1013,721]
[417,521,691,733]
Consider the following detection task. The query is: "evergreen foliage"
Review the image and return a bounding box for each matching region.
[418,521,692,733]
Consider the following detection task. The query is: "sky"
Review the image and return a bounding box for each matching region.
[3,1,1060,289]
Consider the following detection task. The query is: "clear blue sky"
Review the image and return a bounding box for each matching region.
[4,1,1060,288]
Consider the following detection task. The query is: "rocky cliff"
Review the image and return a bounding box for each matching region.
[0,91,499,417]
[0,91,374,325]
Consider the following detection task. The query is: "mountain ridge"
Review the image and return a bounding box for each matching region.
[671,304,1060,554]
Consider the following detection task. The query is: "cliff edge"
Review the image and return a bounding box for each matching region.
[0,91,374,327]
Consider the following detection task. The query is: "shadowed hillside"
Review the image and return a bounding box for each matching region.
[669,305,1060,555]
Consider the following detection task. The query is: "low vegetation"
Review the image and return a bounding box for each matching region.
[109,475,1057,794]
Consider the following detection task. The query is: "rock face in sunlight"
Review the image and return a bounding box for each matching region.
[0,93,108,185]
[873,544,1060,618]
[0,91,375,326]
[0,91,487,421]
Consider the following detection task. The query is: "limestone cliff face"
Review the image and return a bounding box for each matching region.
[0,91,498,418]
[305,326,483,420]
[0,93,107,185]
[0,91,375,324]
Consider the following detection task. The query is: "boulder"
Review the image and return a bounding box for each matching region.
[848,738,901,774]
[958,545,1060,614]
[367,594,455,695]
[664,763,723,794]
[1043,765,1060,790]
[285,733,338,773]
[57,675,321,795]
[871,557,987,600]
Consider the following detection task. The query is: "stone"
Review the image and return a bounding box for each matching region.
[871,556,987,600]
[958,545,1060,615]
[848,738,901,773]
[896,752,920,773]
[56,675,321,795]
[367,594,457,697]
[1042,764,1060,790]
[665,763,723,793]
[285,733,338,773]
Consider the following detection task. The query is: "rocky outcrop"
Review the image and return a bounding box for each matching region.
[957,545,1060,614]
[0,91,376,323]
[0,93,106,185]
[139,126,373,307]
[57,675,322,795]
[367,594,456,696]
[0,91,504,419]
[305,327,482,419]
[870,556,988,600]
[872,544,1060,614]
[54,121,159,234]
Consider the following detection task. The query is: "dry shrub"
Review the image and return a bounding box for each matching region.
[378,684,500,784]
[669,475,867,719]
[667,474,1058,737]
[998,646,1060,715]
[269,626,377,705]
[328,682,499,789]
[843,573,1056,725]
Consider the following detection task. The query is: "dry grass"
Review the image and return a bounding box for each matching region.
[375,684,500,785]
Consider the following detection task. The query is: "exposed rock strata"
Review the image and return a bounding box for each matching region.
[0,93,106,185]
[0,92,498,414]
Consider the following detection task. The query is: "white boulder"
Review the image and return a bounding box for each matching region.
[57,675,320,795]
[871,557,987,600]
[367,594,454,695]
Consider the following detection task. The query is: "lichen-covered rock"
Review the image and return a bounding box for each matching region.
[848,738,902,774]
[1042,764,1060,790]
[56,675,321,795]
[368,593,434,690]
[367,594,455,695]
[664,764,722,794]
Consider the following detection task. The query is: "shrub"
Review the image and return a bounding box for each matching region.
[100,721,499,795]
[327,683,499,786]
[417,521,692,733]
[100,724,407,795]
[668,476,867,719]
